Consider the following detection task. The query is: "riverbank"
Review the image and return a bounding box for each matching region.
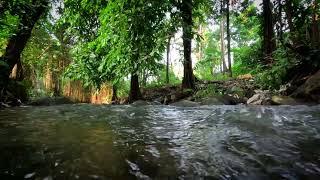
[1,70,319,108]
[140,70,320,106]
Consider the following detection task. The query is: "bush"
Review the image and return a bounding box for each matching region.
[194,84,223,100]
[254,47,296,90]
[146,67,180,88]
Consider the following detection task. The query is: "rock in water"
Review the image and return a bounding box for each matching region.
[247,90,272,105]
[271,96,298,105]
[200,97,225,105]
[24,172,36,179]
[0,102,11,108]
[292,70,320,103]
[170,100,200,107]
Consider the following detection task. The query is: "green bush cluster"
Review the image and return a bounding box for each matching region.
[194,84,222,100]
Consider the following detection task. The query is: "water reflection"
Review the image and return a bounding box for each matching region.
[0,105,319,179]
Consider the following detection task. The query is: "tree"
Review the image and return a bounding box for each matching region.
[1,0,49,82]
[275,0,284,42]
[232,1,261,71]
[58,0,108,89]
[194,30,221,79]
[95,0,169,102]
[311,0,319,47]
[284,0,294,34]
[262,0,276,63]
[220,0,227,74]
[181,0,195,89]
[166,36,171,84]
[226,0,232,77]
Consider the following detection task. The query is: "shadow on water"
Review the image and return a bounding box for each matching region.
[0,104,320,179]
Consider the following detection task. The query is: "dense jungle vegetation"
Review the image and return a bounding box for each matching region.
[0,0,319,105]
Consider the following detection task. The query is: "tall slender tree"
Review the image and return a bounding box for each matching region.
[311,0,319,47]
[181,0,195,89]
[262,0,276,63]
[166,36,171,84]
[276,0,284,42]
[284,0,294,33]
[220,0,227,73]
[226,0,232,77]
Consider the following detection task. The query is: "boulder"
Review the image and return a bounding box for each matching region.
[271,96,299,105]
[200,97,225,105]
[229,86,245,98]
[291,70,320,103]
[223,94,247,105]
[29,97,73,106]
[154,97,164,104]
[170,100,200,107]
[132,100,151,106]
[186,96,195,101]
[7,98,22,107]
[247,90,272,105]
[0,102,11,109]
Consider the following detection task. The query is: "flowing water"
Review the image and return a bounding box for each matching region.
[0,104,320,179]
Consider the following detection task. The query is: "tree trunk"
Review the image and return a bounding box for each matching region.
[220,16,227,73]
[284,0,295,33]
[262,0,276,63]
[226,0,232,77]
[141,69,147,87]
[9,61,24,81]
[166,36,171,84]
[219,57,223,73]
[53,77,60,97]
[129,73,142,103]
[277,0,283,42]
[112,85,118,102]
[181,0,195,89]
[311,0,319,47]
[197,25,203,61]
[1,5,46,79]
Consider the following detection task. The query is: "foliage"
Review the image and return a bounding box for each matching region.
[146,67,181,88]
[195,29,221,80]
[254,48,298,90]
[0,11,19,56]
[1,0,319,102]
[115,80,130,98]
[96,0,169,82]
[63,42,102,87]
[232,40,262,76]
[60,0,171,90]
[59,0,107,42]
[193,84,223,100]
[231,1,262,76]
[23,20,55,76]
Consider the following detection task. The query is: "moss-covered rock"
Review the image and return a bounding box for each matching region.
[292,70,320,103]
[271,96,299,105]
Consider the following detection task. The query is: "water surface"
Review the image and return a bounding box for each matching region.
[0,104,320,179]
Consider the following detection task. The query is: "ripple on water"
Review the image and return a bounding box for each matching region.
[0,105,319,179]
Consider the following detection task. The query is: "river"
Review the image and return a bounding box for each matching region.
[0,104,320,179]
